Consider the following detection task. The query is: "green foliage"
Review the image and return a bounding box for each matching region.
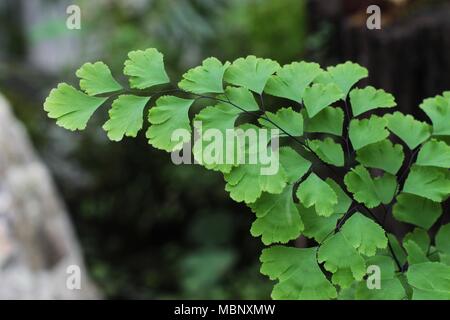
[303,106,344,136]
[76,61,123,96]
[355,140,404,175]
[303,83,344,117]
[44,83,108,130]
[260,246,337,300]
[308,138,345,167]
[264,62,322,103]
[349,115,389,150]
[222,86,259,112]
[224,156,287,204]
[392,193,442,229]
[407,262,450,299]
[339,213,388,256]
[296,173,338,217]
[103,95,150,141]
[344,165,396,208]
[318,232,366,287]
[324,61,368,97]
[223,56,279,94]
[349,86,396,116]
[249,185,303,245]
[123,48,170,89]
[43,48,450,300]
[258,107,303,137]
[416,139,450,168]
[403,166,450,202]
[384,112,431,149]
[178,57,230,94]
[420,92,450,136]
[146,96,195,152]
[192,102,241,173]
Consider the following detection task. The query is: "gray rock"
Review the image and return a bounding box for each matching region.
[0,93,99,299]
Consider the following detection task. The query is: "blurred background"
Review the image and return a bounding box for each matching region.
[0,0,449,299]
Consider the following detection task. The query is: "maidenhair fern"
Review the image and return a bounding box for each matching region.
[43,48,450,300]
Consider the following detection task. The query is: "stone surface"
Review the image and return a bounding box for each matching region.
[0,93,98,299]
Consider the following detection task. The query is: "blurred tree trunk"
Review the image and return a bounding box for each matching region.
[0,93,99,299]
[0,0,27,61]
[309,0,450,119]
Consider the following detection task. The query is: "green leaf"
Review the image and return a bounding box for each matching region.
[403,165,450,202]
[302,106,344,136]
[221,123,287,191]
[249,185,303,245]
[308,138,345,167]
[312,70,334,86]
[296,173,338,217]
[224,148,287,204]
[264,61,323,103]
[356,140,404,175]
[365,255,398,280]
[355,276,406,300]
[326,178,352,214]
[344,165,397,208]
[219,86,259,112]
[279,147,311,184]
[224,56,280,94]
[178,57,230,94]
[403,228,430,252]
[318,232,366,287]
[193,103,241,133]
[103,95,150,141]
[436,224,450,255]
[258,107,303,136]
[392,193,442,229]
[404,241,429,265]
[296,178,350,243]
[76,61,122,96]
[349,115,389,150]
[303,83,344,117]
[349,86,396,116]
[192,103,241,173]
[123,48,169,89]
[331,270,356,289]
[439,253,450,265]
[146,96,195,152]
[407,262,450,299]
[299,203,341,243]
[420,93,450,136]
[340,212,388,256]
[44,83,107,131]
[384,112,431,149]
[260,246,337,300]
[416,139,450,168]
[326,61,368,96]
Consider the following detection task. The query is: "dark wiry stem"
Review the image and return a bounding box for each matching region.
[396,146,421,195]
[342,99,352,167]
